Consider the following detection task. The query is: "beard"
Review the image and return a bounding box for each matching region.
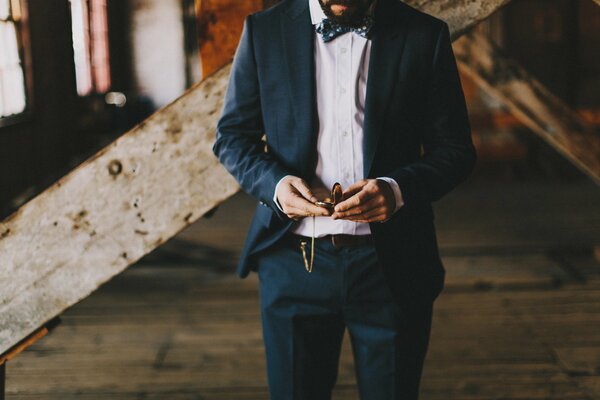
[317,0,375,28]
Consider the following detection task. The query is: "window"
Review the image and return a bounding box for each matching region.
[0,0,27,119]
[69,0,110,96]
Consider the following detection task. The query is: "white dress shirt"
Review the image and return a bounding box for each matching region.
[274,0,403,237]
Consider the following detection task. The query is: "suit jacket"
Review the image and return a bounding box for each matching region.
[212,0,477,304]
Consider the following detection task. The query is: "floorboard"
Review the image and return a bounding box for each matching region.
[5,177,600,399]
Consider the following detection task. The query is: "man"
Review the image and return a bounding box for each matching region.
[212,0,476,397]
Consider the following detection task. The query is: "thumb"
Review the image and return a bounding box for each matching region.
[292,180,317,203]
[342,180,367,200]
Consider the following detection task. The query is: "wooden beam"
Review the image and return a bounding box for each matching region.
[0,0,512,355]
[453,31,600,184]
[405,0,512,40]
[0,65,238,355]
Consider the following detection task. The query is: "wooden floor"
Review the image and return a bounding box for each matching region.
[5,168,600,399]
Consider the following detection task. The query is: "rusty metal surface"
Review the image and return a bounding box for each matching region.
[196,0,262,77]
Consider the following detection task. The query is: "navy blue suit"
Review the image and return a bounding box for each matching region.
[213,0,476,305]
[213,0,476,397]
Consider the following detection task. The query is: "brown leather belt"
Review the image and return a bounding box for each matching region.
[289,233,374,248]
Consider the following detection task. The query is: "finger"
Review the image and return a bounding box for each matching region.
[346,214,387,223]
[343,180,368,196]
[286,197,331,216]
[291,180,318,203]
[284,208,310,220]
[341,180,368,200]
[332,197,382,219]
[332,199,378,219]
[344,207,388,222]
[340,186,362,202]
[286,213,302,221]
[344,210,388,223]
[334,189,375,213]
[285,205,321,218]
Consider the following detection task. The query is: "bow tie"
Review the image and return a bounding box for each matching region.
[315,15,374,43]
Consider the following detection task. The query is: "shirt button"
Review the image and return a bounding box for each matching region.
[344,172,351,180]
[340,47,347,54]
[342,131,349,137]
[340,88,346,94]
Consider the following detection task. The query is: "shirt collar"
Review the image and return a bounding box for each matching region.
[308,0,377,26]
[308,0,327,25]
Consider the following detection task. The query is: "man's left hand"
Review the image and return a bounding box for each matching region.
[331,179,397,223]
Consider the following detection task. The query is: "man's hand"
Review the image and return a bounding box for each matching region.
[276,176,332,221]
[332,179,397,223]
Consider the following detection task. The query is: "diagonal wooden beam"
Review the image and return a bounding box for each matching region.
[405,0,512,40]
[0,0,512,355]
[0,65,237,354]
[453,31,600,184]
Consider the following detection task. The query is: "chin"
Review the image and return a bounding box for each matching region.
[326,9,364,26]
[320,0,371,27]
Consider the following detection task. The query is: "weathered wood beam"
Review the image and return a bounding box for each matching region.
[453,31,600,184]
[405,0,512,40]
[0,0,512,355]
[0,65,238,355]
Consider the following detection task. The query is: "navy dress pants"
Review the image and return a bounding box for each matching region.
[256,232,434,400]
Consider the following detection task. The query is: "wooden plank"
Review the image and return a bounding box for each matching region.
[577,377,600,399]
[554,346,600,376]
[442,253,573,291]
[6,250,600,399]
[0,0,513,356]
[0,64,238,355]
[453,31,600,185]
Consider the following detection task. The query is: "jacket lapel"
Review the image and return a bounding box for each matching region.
[363,0,409,177]
[281,0,317,175]
[280,0,408,178]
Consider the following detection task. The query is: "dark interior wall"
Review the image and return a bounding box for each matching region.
[503,0,600,107]
[107,1,134,93]
[0,0,79,217]
[578,0,600,107]
[503,0,578,104]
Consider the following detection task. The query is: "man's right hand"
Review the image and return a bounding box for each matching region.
[275,176,332,221]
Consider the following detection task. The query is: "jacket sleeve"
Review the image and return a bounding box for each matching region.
[386,22,477,211]
[212,14,292,220]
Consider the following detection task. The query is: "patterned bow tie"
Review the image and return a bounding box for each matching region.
[315,14,374,43]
